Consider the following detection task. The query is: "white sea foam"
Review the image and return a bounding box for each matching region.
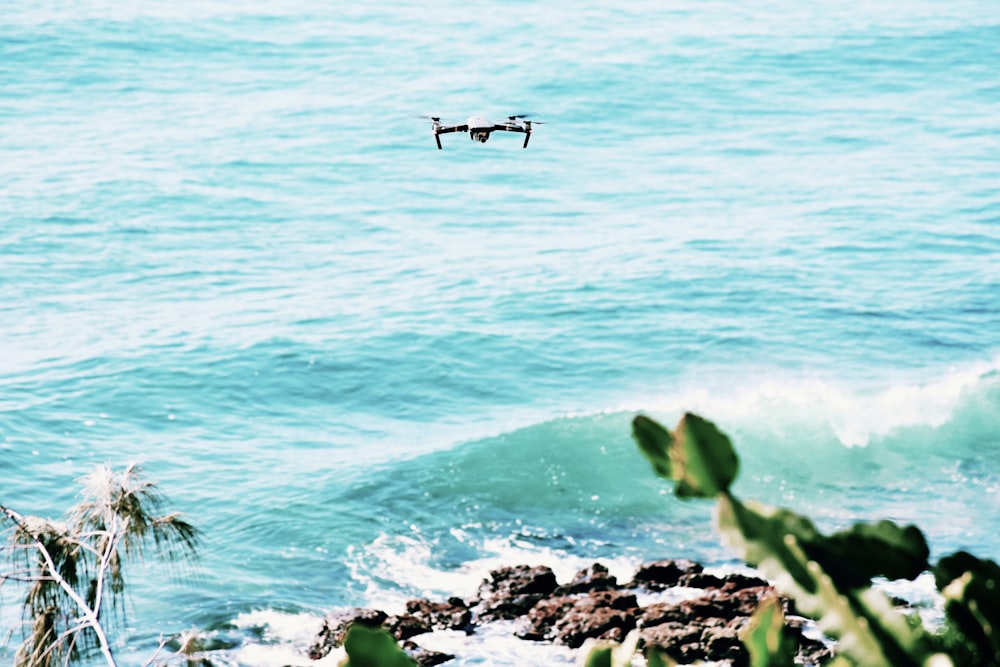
[346,531,646,612]
[640,357,998,448]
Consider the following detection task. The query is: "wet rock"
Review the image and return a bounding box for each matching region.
[307,560,835,666]
[702,619,748,665]
[386,613,431,641]
[404,597,473,633]
[679,586,773,619]
[472,564,559,621]
[519,590,639,648]
[641,616,749,666]
[637,586,782,666]
[553,562,620,595]
[628,559,703,590]
[679,571,770,593]
[400,640,455,666]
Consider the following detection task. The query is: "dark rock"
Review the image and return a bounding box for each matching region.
[405,598,473,633]
[554,562,620,595]
[640,601,688,628]
[519,590,639,648]
[518,596,577,641]
[400,640,455,666]
[559,606,636,648]
[306,561,836,666]
[307,608,389,660]
[641,617,748,666]
[640,621,709,665]
[629,559,703,590]
[692,586,769,618]
[472,564,559,621]
[638,587,780,666]
[386,614,431,641]
[678,572,727,589]
[702,620,748,666]
[680,571,771,593]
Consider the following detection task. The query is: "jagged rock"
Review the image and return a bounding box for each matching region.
[641,616,748,666]
[628,559,703,590]
[306,599,469,661]
[640,601,688,628]
[702,619,748,666]
[553,562,620,595]
[679,571,770,593]
[386,613,430,641]
[640,621,712,665]
[519,590,639,648]
[686,586,772,618]
[307,561,835,666]
[405,597,473,633]
[472,564,559,621]
[517,596,577,641]
[400,640,456,666]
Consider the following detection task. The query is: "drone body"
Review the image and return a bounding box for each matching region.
[423,114,541,149]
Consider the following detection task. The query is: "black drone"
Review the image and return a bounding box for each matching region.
[418,114,543,149]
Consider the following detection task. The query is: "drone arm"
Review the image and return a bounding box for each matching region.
[491,123,526,134]
[431,124,466,149]
[523,129,531,148]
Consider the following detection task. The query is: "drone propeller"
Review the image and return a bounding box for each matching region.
[508,114,546,125]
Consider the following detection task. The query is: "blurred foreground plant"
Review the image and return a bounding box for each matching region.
[621,412,1000,667]
[1,463,199,667]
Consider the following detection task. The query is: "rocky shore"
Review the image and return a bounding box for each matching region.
[307,559,833,666]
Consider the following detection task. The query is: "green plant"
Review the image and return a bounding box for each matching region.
[1,463,199,667]
[627,411,1000,667]
[339,624,416,667]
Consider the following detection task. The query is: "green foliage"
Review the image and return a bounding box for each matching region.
[1,463,199,667]
[716,495,935,666]
[632,412,1000,667]
[340,625,416,667]
[578,629,639,667]
[633,412,738,498]
[741,595,796,667]
[643,647,676,667]
[934,551,1000,665]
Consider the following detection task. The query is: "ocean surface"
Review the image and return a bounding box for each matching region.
[2,1,999,664]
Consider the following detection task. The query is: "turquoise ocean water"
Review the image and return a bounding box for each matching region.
[2,1,999,664]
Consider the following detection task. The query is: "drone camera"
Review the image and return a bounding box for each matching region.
[472,131,490,143]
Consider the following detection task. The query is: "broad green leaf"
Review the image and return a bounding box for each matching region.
[632,413,738,498]
[340,624,416,667]
[645,647,677,667]
[579,646,612,667]
[717,495,821,594]
[809,521,930,589]
[632,414,674,479]
[672,413,738,498]
[741,595,796,667]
